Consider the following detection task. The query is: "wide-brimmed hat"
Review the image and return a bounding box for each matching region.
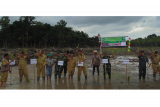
[94,50,97,53]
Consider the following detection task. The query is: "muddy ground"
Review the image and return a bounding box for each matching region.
[0,55,160,89]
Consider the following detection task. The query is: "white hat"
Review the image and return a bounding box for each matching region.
[94,50,97,53]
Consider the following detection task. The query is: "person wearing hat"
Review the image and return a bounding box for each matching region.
[76,47,87,81]
[0,53,13,87]
[46,53,54,80]
[137,50,150,80]
[60,50,68,76]
[35,50,47,81]
[91,50,101,75]
[150,51,160,78]
[100,51,114,79]
[54,52,63,79]
[16,51,30,82]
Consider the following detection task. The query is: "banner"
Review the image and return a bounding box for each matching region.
[101,36,126,47]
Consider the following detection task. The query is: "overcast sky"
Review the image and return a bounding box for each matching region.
[1,16,160,40]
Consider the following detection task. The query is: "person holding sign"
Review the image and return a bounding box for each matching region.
[16,51,30,82]
[100,51,114,79]
[61,50,68,76]
[150,51,160,78]
[35,50,47,81]
[46,53,54,80]
[67,53,76,81]
[54,52,63,79]
[0,53,13,87]
[137,50,150,80]
[76,47,87,81]
[91,50,101,75]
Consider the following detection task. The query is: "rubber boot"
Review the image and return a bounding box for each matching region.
[109,75,111,79]
[153,74,156,77]
[26,78,28,82]
[85,76,87,79]
[37,77,40,81]
[19,79,22,82]
[78,76,81,81]
[43,77,45,81]
[59,73,61,78]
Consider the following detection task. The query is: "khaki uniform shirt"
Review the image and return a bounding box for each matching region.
[35,54,47,69]
[17,56,28,69]
[151,55,160,64]
[68,58,76,71]
[77,52,86,66]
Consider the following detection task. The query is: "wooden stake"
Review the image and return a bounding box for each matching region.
[105,63,106,80]
[126,64,127,80]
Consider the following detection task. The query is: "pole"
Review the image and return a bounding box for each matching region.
[10,65,12,85]
[104,63,106,80]
[126,64,127,80]
[147,64,148,78]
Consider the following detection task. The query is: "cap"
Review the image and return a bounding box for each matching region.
[94,50,97,53]
[104,51,107,54]
[57,52,60,54]
[155,51,158,54]
[20,51,24,54]
[141,50,144,53]
[49,53,53,56]
[64,50,67,53]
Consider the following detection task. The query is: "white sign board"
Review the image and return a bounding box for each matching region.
[9,60,15,65]
[123,60,129,64]
[58,61,64,66]
[102,59,108,63]
[30,59,37,64]
[78,62,83,66]
[148,59,151,64]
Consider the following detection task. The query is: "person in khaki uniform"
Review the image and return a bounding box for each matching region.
[67,53,76,81]
[16,51,30,82]
[0,53,13,87]
[150,51,160,77]
[76,47,87,81]
[35,50,47,81]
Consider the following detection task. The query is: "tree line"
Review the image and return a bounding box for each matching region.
[131,34,160,47]
[0,16,99,48]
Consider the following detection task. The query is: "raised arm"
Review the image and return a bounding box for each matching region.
[137,51,139,57]
[16,53,19,59]
[76,47,78,56]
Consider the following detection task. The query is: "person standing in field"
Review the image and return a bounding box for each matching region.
[67,53,76,81]
[0,53,13,87]
[91,50,101,75]
[35,50,47,81]
[150,51,160,78]
[16,51,30,82]
[61,50,68,76]
[54,52,63,79]
[100,51,114,79]
[137,50,150,80]
[46,53,54,80]
[76,47,87,81]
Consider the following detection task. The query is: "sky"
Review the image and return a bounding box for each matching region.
[1,16,160,40]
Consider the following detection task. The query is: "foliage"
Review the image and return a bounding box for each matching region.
[0,16,99,48]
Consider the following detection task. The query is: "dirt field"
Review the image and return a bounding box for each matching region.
[0,55,160,89]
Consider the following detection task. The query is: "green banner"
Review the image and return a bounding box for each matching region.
[101,36,126,47]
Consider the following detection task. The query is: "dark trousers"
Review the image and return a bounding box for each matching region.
[139,67,146,79]
[61,65,67,74]
[93,65,99,75]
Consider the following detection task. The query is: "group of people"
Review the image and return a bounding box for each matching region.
[0,47,160,87]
